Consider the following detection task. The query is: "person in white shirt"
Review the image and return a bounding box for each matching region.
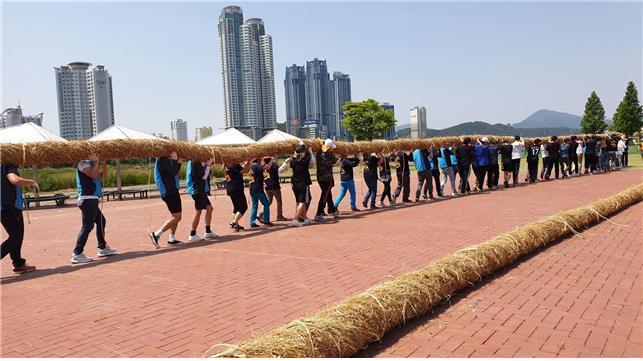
[511,136,525,185]
[540,142,549,180]
[617,136,627,168]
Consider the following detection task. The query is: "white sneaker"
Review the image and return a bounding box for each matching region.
[70,253,93,263]
[291,219,303,227]
[314,215,325,222]
[204,231,219,239]
[451,192,457,197]
[303,219,312,226]
[188,234,204,242]
[377,202,384,208]
[97,246,117,257]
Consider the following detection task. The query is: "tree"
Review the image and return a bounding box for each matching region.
[580,91,608,134]
[612,81,643,136]
[342,99,397,141]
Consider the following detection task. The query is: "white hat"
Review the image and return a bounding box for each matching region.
[481,137,489,143]
[324,139,336,149]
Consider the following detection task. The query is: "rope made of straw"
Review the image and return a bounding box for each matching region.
[210,183,643,358]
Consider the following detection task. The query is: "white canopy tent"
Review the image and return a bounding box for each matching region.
[89,124,167,195]
[197,128,257,146]
[0,123,68,204]
[258,129,300,143]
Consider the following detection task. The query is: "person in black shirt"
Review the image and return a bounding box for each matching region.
[569,135,580,175]
[281,143,315,226]
[261,156,286,221]
[1,164,38,273]
[150,152,183,248]
[362,153,381,210]
[378,154,393,207]
[315,139,339,220]
[334,154,360,211]
[248,157,274,228]
[499,140,514,188]
[584,135,598,173]
[526,139,541,183]
[456,137,474,194]
[225,161,251,232]
[392,150,411,202]
[487,141,500,189]
[544,136,561,180]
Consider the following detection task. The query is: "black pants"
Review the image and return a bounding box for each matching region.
[74,199,107,255]
[545,157,560,179]
[394,173,411,201]
[458,164,471,193]
[1,210,26,267]
[621,152,628,167]
[380,181,392,202]
[475,165,488,190]
[431,169,443,196]
[316,179,336,216]
[512,159,521,184]
[585,153,597,173]
[487,163,499,188]
[570,156,579,174]
[527,159,539,182]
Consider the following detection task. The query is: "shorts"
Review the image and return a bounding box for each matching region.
[191,193,211,210]
[292,185,311,204]
[228,190,248,215]
[162,191,182,214]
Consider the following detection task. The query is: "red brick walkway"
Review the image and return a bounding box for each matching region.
[1,169,641,357]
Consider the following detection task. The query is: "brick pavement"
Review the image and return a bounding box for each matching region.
[365,201,642,358]
[1,169,641,357]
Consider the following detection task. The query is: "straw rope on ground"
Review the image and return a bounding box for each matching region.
[0,134,617,166]
[208,183,643,358]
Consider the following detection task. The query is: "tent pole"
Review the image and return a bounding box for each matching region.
[116,159,122,200]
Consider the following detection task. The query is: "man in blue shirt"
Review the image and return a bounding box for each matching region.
[1,163,38,273]
[411,149,428,202]
[149,151,183,248]
[186,159,218,241]
[473,137,491,192]
[72,154,117,263]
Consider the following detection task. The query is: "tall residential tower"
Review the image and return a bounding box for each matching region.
[410,106,427,139]
[284,64,306,135]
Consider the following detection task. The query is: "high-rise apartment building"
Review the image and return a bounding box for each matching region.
[410,106,427,139]
[380,103,397,140]
[171,119,188,141]
[0,105,43,128]
[54,62,114,140]
[218,6,276,140]
[331,71,351,140]
[304,58,332,138]
[195,126,213,142]
[284,64,306,135]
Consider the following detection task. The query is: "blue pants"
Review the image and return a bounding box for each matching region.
[363,178,378,207]
[74,199,106,255]
[249,191,270,225]
[334,180,356,209]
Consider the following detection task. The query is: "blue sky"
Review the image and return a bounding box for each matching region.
[2,1,641,137]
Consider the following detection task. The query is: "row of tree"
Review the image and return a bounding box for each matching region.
[340,81,643,141]
[581,81,643,136]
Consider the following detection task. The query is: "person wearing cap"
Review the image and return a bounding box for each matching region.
[280,142,315,226]
[1,163,39,273]
[225,161,251,232]
[186,158,218,241]
[511,136,524,185]
[149,151,183,249]
[248,157,274,228]
[315,139,339,221]
[362,152,381,209]
[473,137,490,192]
[334,153,361,211]
[526,139,541,183]
[261,155,286,221]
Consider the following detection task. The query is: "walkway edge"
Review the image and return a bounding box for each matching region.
[211,183,643,358]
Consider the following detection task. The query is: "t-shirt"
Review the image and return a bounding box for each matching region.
[474,144,490,167]
[315,152,337,184]
[569,141,579,157]
[186,161,210,195]
[546,142,561,159]
[340,157,359,181]
[541,144,549,158]
[393,151,410,175]
[412,149,427,172]
[1,164,23,211]
[499,144,513,163]
[585,139,597,154]
[363,155,379,181]
[249,163,265,193]
[77,160,102,199]
[154,157,181,197]
[456,144,474,166]
[487,146,499,165]
[264,162,280,190]
[290,151,312,188]
[448,147,458,165]
[511,141,523,160]
[438,147,453,168]
[225,163,244,194]
[526,144,541,161]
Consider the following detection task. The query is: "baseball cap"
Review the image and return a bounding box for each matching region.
[322,139,336,152]
[481,137,489,143]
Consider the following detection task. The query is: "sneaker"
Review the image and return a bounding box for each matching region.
[390,198,396,205]
[351,207,361,212]
[362,201,368,208]
[370,205,379,210]
[70,253,93,264]
[422,194,428,200]
[149,232,160,249]
[167,239,183,246]
[231,223,243,232]
[291,219,303,227]
[250,223,260,228]
[97,245,118,257]
[414,198,420,202]
[314,215,325,222]
[303,219,312,226]
[13,264,36,273]
[258,218,269,225]
[263,222,275,226]
[228,222,236,229]
[276,216,288,221]
[377,202,384,208]
[204,231,219,239]
[333,211,340,218]
[451,192,456,197]
[188,234,204,241]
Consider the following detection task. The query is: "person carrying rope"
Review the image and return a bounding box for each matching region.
[314,139,339,221]
[259,155,287,222]
[1,163,39,272]
[149,151,183,248]
[248,157,274,228]
[71,153,117,263]
[186,158,219,241]
[225,160,251,232]
[280,142,316,227]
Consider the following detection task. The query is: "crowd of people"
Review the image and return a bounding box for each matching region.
[0,135,631,273]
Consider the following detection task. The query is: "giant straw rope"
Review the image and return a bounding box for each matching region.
[0,133,617,166]
[210,183,643,358]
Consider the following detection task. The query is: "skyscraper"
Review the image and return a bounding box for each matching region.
[0,105,43,128]
[171,119,188,141]
[218,6,276,140]
[194,126,213,142]
[380,103,397,140]
[305,58,332,138]
[410,106,427,139]
[54,62,114,140]
[284,64,306,135]
[331,71,351,140]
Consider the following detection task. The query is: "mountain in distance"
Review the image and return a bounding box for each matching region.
[396,121,580,139]
[512,109,582,129]
[395,123,411,131]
